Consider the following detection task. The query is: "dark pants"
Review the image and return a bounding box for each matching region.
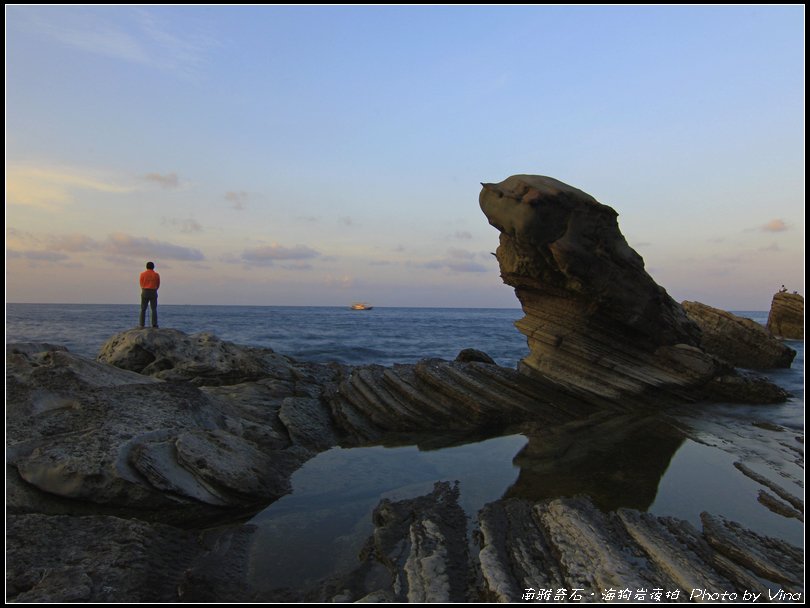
[140,289,158,327]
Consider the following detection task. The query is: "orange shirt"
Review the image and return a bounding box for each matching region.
[139,269,161,290]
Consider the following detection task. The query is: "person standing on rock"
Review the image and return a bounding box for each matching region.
[139,261,160,328]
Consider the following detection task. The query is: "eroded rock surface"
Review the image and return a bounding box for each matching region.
[97,328,296,386]
[317,481,472,602]
[6,341,337,520]
[325,359,606,445]
[683,300,795,369]
[6,514,256,603]
[477,496,803,602]
[479,175,787,405]
[767,292,804,340]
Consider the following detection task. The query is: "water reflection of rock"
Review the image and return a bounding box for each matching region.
[504,415,683,512]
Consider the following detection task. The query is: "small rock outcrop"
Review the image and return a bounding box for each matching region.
[318,482,472,602]
[682,300,796,369]
[767,292,804,339]
[479,175,786,405]
[97,328,295,386]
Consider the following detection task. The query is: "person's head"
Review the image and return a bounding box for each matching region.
[146,261,155,270]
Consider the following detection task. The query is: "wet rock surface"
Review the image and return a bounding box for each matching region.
[683,300,796,369]
[767,292,804,340]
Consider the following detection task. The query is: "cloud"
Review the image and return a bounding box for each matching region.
[758,243,782,252]
[453,230,473,240]
[144,172,179,189]
[240,244,321,266]
[48,234,100,252]
[339,216,354,226]
[416,249,491,273]
[7,249,70,262]
[225,191,249,210]
[447,248,476,260]
[762,219,788,233]
[6,164,133,208]
[162,217,203,234]
[443,261,489,273]
[325,275,355,289]
[104,233,205,261]
[16,6,219,78]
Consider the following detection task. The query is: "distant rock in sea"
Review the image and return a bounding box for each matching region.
[767,292,804,340]
[682,300,796,369]
[479,174,787,405]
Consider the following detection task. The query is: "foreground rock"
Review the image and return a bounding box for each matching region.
[478,495,803,602]
[6,514,255,602]
[304,485,803,602]
[6,341,337,520]
[479,175,787,405]
[682,300,796,369]
[317,482,472,602]
[767,292,804,339]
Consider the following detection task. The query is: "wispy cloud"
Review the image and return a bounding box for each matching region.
[144,172,180,189]
[239,244,321,266]
[225,191,249,210]
[762,219,788,233]
[325,274,355,289]
[48,234,100,252]
[416,248,491,273]
[7,250,70,262]
[104,232,205,261]
[339,216,354,226]
[16,6,219,79]
[162,217,203,234]
[453,230,473,240]
[7,164,133,208]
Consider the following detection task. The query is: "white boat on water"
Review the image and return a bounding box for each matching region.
[350,302,374,310]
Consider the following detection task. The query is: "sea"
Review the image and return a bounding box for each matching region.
[5,304,805,595]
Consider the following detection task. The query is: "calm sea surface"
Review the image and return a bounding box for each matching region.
[5,303,528,367]
[5,304,804,595]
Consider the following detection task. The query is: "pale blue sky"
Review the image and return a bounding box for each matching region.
[6,5,804,309]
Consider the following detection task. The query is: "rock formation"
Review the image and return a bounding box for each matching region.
[767,292,804,340]
[479,175,787,405]
[476,495,803,602]
[309,486,803,602]
[682,300,796,369]
[6,341,337,521]
[96,328,297,386]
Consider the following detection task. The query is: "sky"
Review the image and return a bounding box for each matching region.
[5,5,805,309]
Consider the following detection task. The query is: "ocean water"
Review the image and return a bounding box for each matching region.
[5,304,804,594]
[5,303,528,368]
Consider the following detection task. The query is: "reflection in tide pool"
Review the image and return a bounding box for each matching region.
[248,434,527,593]
[649,438,804,545]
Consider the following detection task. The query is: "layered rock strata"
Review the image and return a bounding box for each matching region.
[682,301,796,369]
[312,487,803,602]
[479,175,787,404]
[325,359,607,445]
[767,292,804,339]
[477,496,803,602]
